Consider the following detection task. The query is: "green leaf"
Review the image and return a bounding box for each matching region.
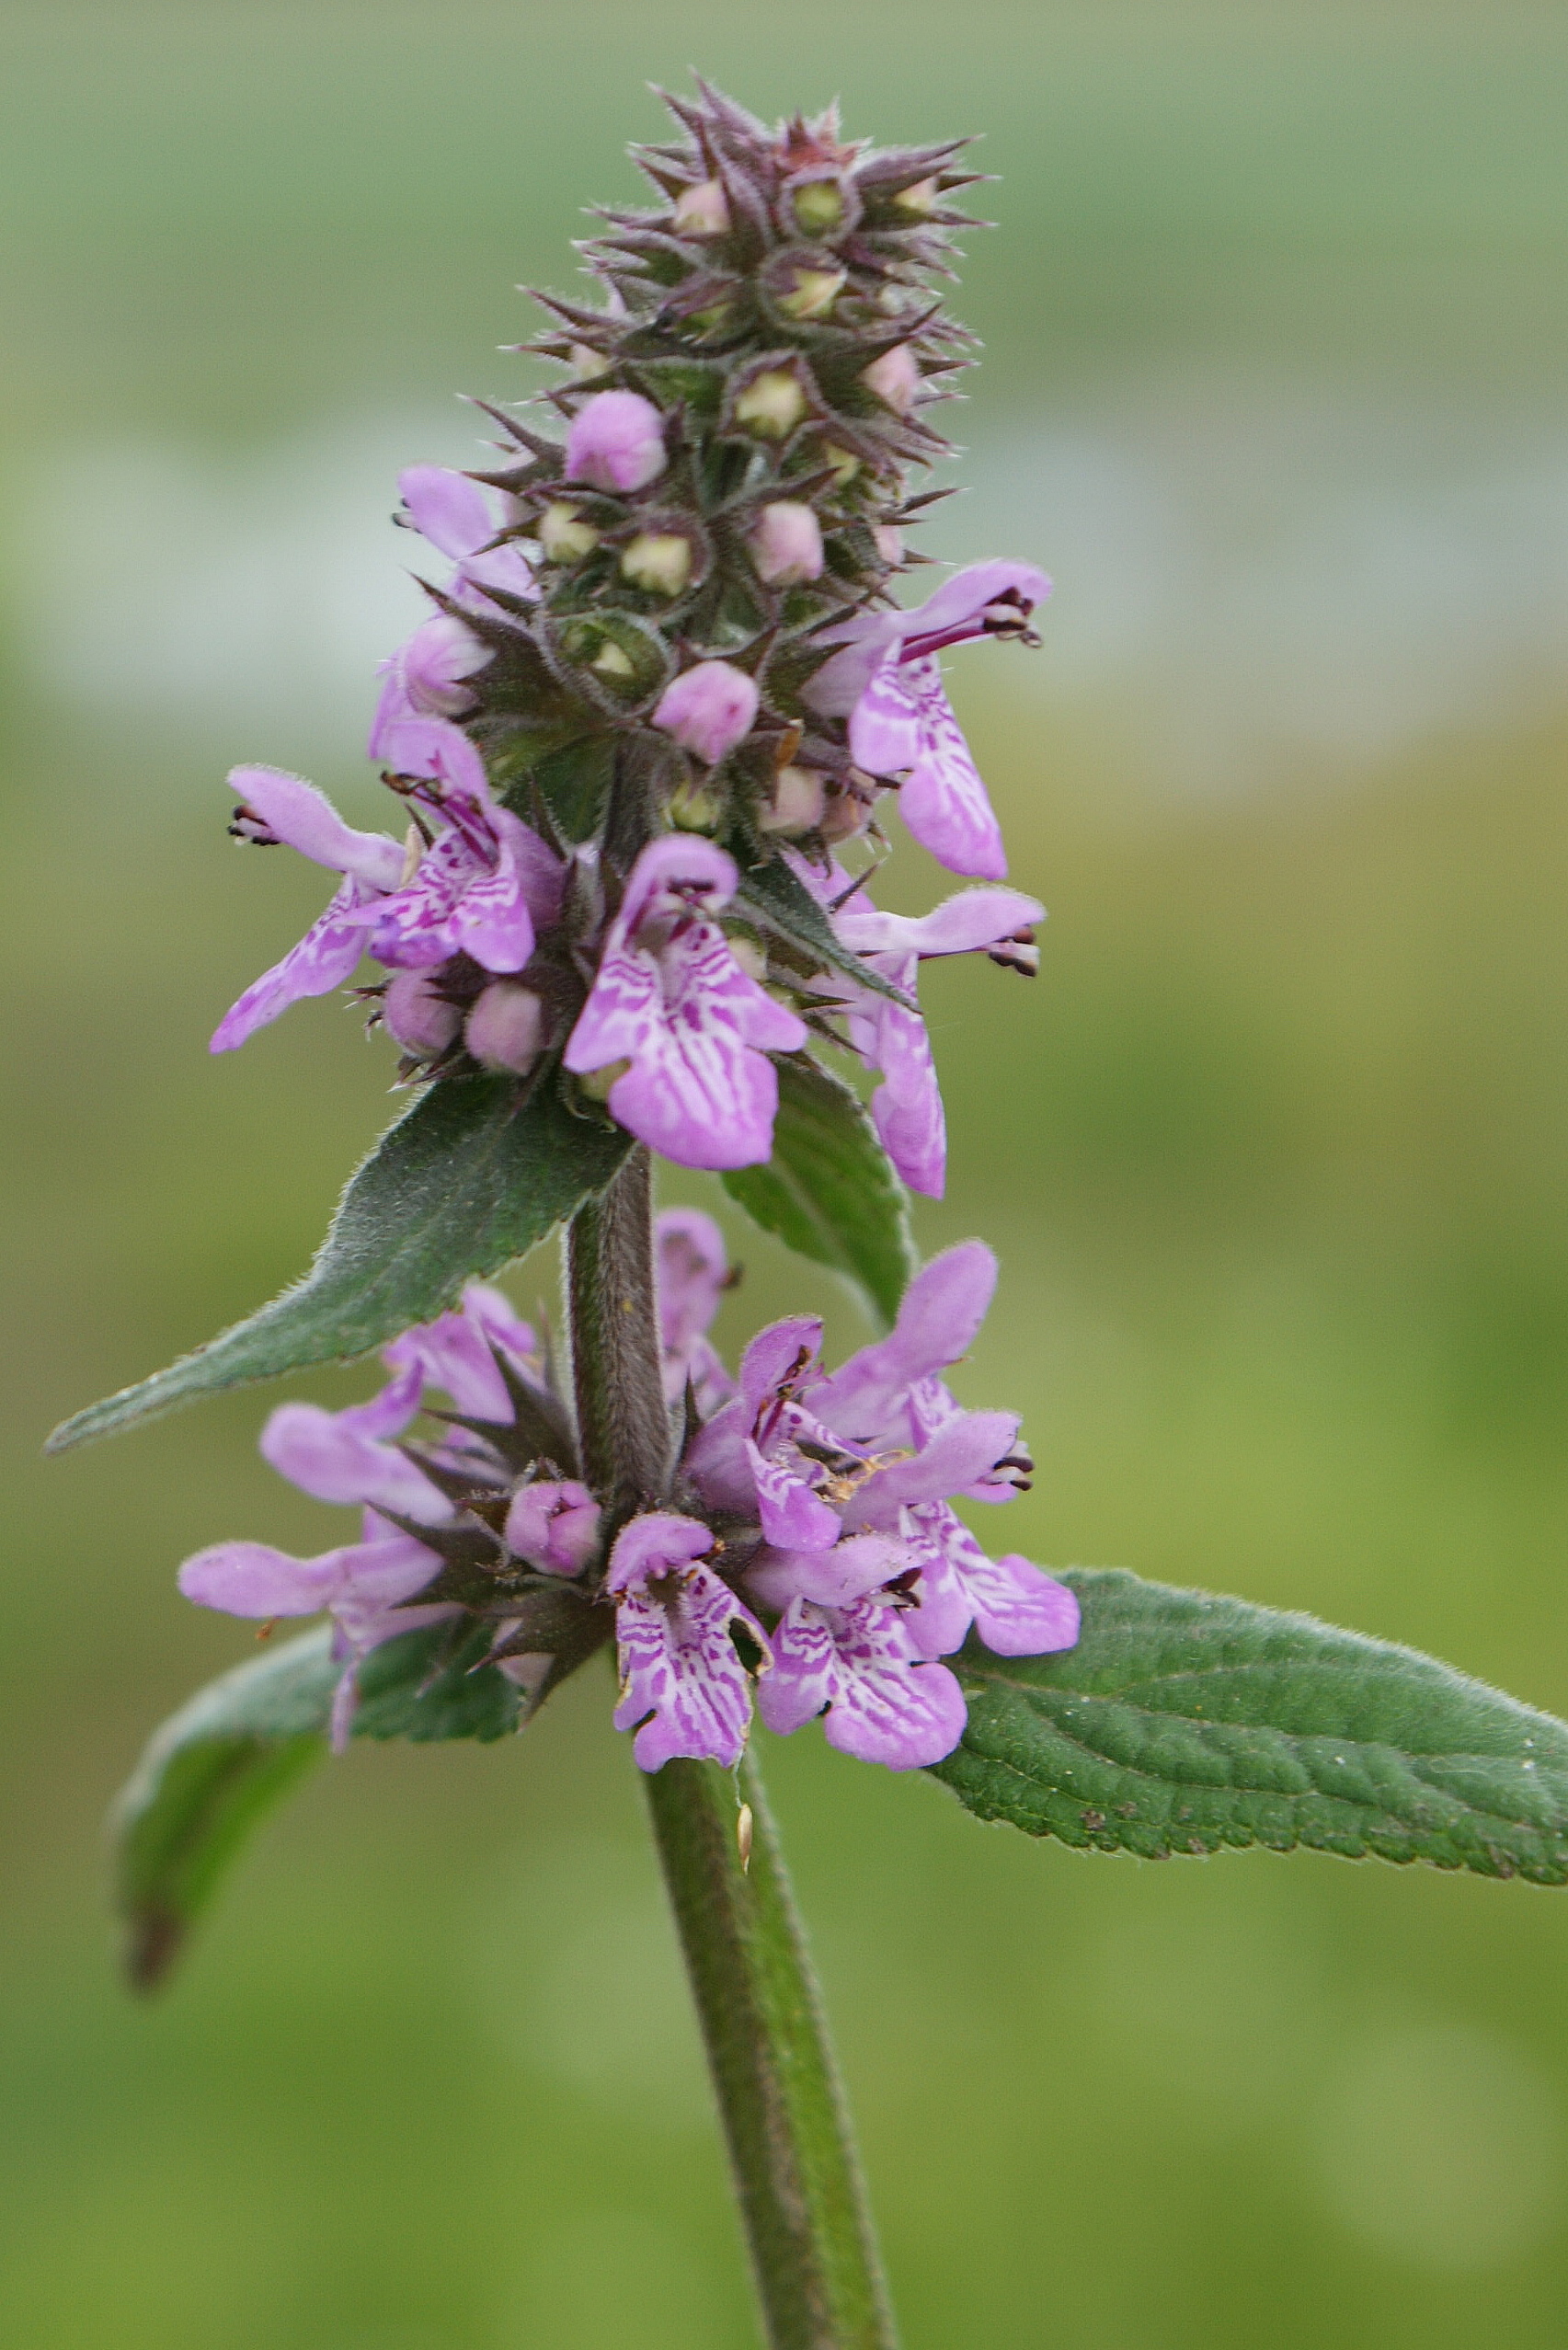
[933,1568,1568,1885]
[723,1053,916,1329]
[113,1628,338,1990]
[735,858,916,1012]
[49,1073,631,1452]
[113,1621,531,1989]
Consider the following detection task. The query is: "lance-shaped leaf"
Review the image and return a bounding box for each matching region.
[49,1074,631,1452]
[933,1568,1568,1885]
[735,857,915,1011]
[113,1619,534,1990]
[723,1052,915,1329]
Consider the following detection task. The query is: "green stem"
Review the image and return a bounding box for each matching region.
[643,1751,898,2350]
[567,1144,670,1510]
[566,1160,898,2350]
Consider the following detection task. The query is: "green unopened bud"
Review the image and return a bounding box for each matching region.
[735,369,807,441]
[621,532,693,597]
[570,343,610,380]
[539,500,600,561]
[669,774,724,832]
[689,300,736,333]
[822,442,861,487]
[725,931,768,983]
[792,179,845,236]
[778,266,845,321]
[577,1058,631,1104]
[591,639,635,680]
[894,177,939,216]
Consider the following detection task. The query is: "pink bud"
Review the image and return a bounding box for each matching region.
[505,1480,602,1576]
[873,525,905,567]
[402,614,491,716]
[673,178,730,236]
[464,981,546,1073]
[862,344,921,415]
[652,661,761,765]
[564,389,668,494]
[749,502,824,587]
[383,971,462,1059]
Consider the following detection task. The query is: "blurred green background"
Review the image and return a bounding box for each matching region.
[4,5,1567,2344]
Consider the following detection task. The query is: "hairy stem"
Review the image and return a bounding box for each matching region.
[567,1144,670,1509]
[644,1751,898,2350]
[565,1164,898,2350]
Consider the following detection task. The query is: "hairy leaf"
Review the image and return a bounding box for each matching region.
[49,1074,631,1451]
[723,1053,915,1329]
[735,858,915,1011]
[113,1621,530,1989]
[933,1568,1568,1885]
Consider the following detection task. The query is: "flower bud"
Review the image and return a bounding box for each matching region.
[758,764,827,836]
[565,388,667,493]
[734,369,807,441]
[383,971,462,1059]
[570,343,610,380]
[822,443,861,487]
[778,266,844,320]
[725,932,768,982]
[748,501,824,587]
[591,638,635,681]
[402,614,491,716]
[673,178,730,236]
[894,177,939,216]
[538,500,600,561]
[820,779,875,843]
[873,525,905,567]
[620,532,693,597]
[791,178,846,236]
[464,981,546,1074]
[653,661,761,765]
[668,774,725,832]
[862,344,921,415]
[577,1057,631,1103]
[505,1480,601,1576]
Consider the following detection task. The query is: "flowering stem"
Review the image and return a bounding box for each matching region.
[564,1162,898,2350]
[642,1751,899,2350]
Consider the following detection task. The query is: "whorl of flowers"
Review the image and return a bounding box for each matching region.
[213,82,1050,1198]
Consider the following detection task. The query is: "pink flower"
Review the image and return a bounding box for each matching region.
[565,389,668,494]
[177,1283,544,1748]
[368,466,535,759]
[806,561,1051,880]
[789,853,1043,1198]
[212,728,562,1052]
[759,1593,967,1769]
[606,1512,771,1771]
[563,836,806,1171]
[652,660,761,764]
[655,1208,738,1413]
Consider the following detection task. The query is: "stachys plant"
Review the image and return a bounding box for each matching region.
[52,83,1568,2350]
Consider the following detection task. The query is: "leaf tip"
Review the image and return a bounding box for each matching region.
[123,1903,187,1995]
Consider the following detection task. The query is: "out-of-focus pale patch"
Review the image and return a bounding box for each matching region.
[926,376,1568,793]
[465,1833,711,2120]
[1312,2019,1564,2266]
[8,412,478,766]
